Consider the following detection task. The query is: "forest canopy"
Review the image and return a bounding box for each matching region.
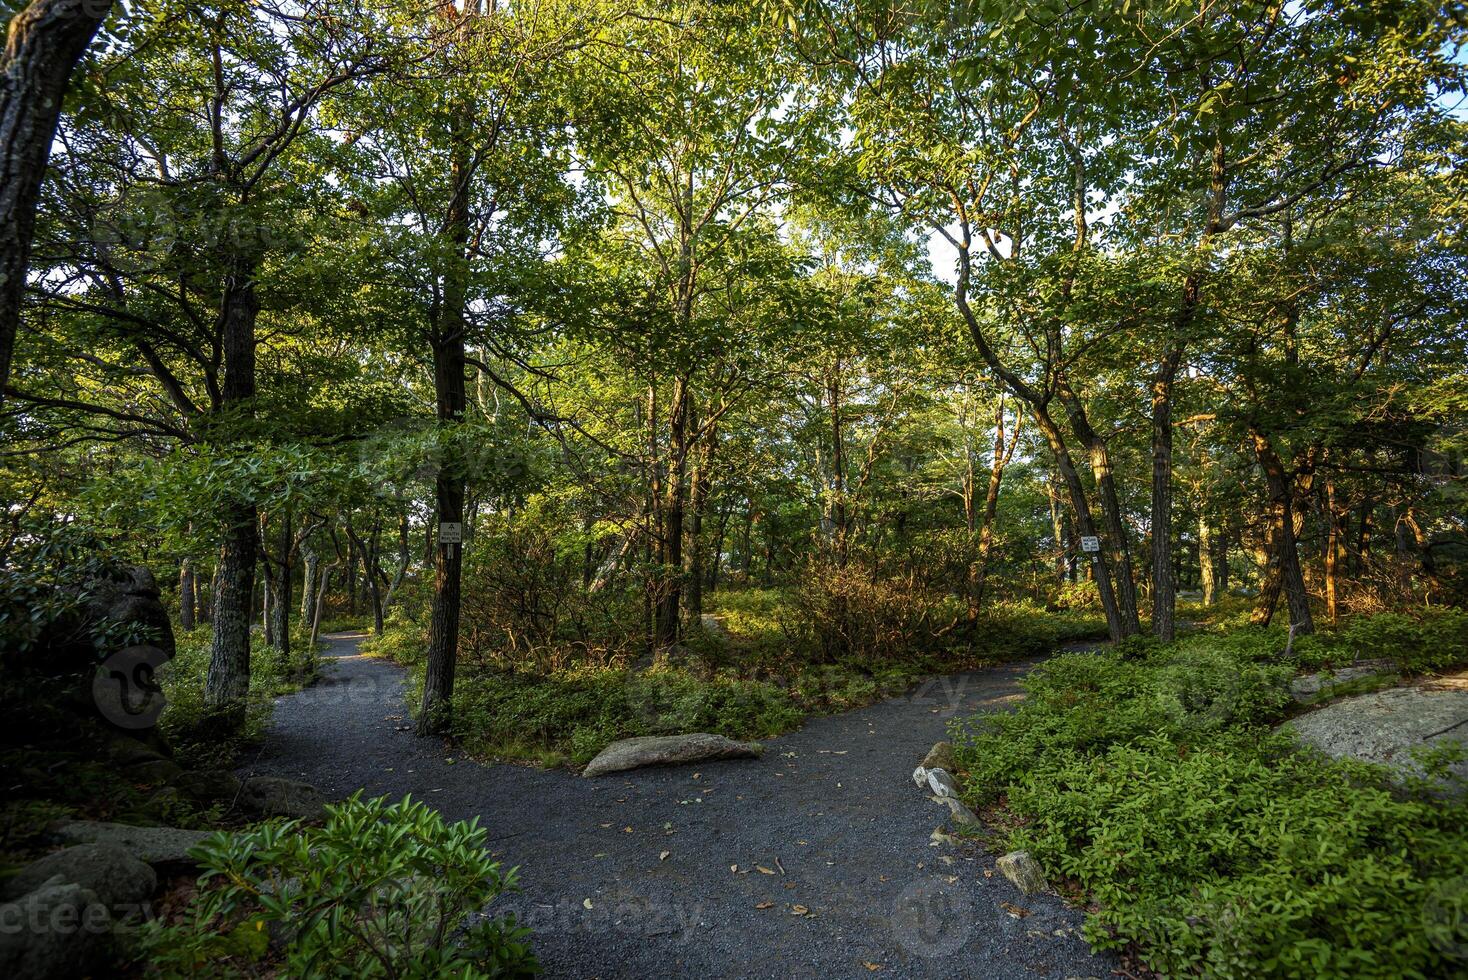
[1,0,1466,977]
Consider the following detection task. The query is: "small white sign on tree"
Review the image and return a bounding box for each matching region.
[438,522,463,545]
[1080,535,1101,553]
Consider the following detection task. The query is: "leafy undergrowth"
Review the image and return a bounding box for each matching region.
[361,590,1107,767]
[954,609,1468,979]
[136,794,537,978]
[158,625,321,771]
[1,621,325,871]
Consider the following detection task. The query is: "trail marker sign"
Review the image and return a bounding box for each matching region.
[438,522,463,545]
[1080,535,1101,553]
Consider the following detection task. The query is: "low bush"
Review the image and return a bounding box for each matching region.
[138,794,537,978]
[954,620,1468,978]
[159,625,319,769]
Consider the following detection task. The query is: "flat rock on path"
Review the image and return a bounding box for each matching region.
[242,632,1113,979]
[583,733,763,777]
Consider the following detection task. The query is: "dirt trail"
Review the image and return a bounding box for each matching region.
[242,633,1114,979]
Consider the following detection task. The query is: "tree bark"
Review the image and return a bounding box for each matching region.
[654,375,689,647]
[178,558,196,629]
[205,259,259,724]
[1030,405,1130,641]
[972,399,1020,612]
[419,103,471,735]
[683,417,713,624]
[0,0,113,403]
[1198,515,1216,606]
[1149,345,1184,640]
[1250,429,1315,635]
[269,509,291,665]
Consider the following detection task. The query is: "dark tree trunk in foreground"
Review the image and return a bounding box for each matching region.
[419,108,470,735]
[1149,346,1183,641]
[0,0,113,403]
[205,262,260,724]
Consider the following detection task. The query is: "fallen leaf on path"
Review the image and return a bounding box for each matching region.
[755,901,774,910]
[659,851,670,861]
[623,826,633,833]
[756,866,776,875]
[583,899,594,910]
[790,904,810,916]
[862,963,883,972]
[999,901,1029,918]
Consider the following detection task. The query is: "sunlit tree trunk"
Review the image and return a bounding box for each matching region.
[178,559,196,629]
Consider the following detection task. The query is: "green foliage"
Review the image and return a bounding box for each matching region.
[954,619,1468,978]
[158,626,318,769]
[1336,609,1468,674]
[138,794,537,979]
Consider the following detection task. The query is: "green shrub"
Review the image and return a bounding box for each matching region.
[954,621,1468,978]
[159,625,318,769]
[453,665,803,765]
[1338,608,1468,674]
[138,794,537,978]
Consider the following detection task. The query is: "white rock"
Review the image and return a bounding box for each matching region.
[926,767,959,798]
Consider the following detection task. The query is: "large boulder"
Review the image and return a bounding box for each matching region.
[1282,672,1468,786]
[238,776,326,820]
[52,821,212,867]
[0,878,111,979]
[583,733,763,777]
[1,844,155,911]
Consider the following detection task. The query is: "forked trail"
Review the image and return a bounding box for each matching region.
[243,633,1114,979]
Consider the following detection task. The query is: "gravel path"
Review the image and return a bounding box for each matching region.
[242,633,1115,979]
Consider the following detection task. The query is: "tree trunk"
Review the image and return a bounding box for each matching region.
[0,0,114,403]
[1056,385,1142,636]
[683,419,713,624]
[1198,515,1216,606]
[1047,473,1067,585]
[178,559,196,629]
[972,399,1019,611]
[1149,347,1184,640]
[309,564,334,650]
[205,260,259,725]
[1324,478,1341,623]
[1030,405,1130,641]
[299,545,317,629]
[654,376,689,647]
[419,105,471,736]
[1250,429,1315,635]
[269,509,291,665]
